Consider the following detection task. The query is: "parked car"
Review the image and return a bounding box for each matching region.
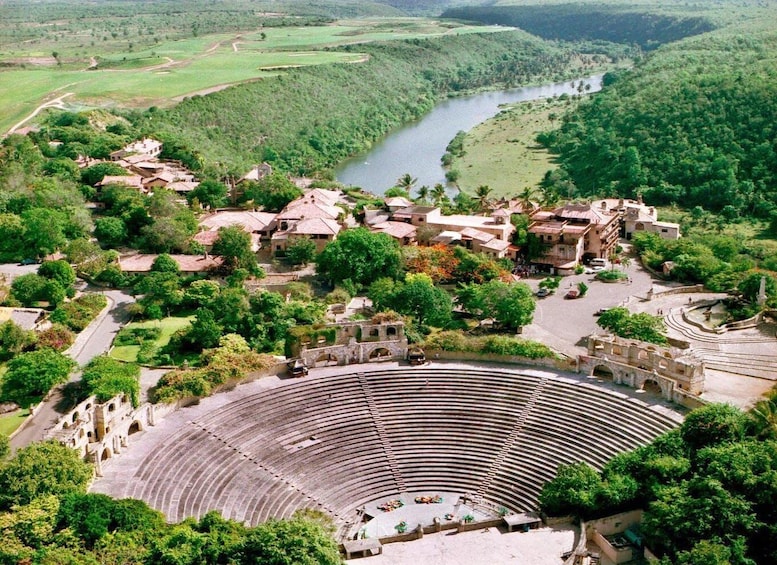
[288,359,309,377]
[592,265,606,272]
[564,289,580,299]
[536,288,550,298]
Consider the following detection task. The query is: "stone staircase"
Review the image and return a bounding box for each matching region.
[474,377,548,504]
[358,372,408,495]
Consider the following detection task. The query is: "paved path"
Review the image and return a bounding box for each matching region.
[9,287,134,450]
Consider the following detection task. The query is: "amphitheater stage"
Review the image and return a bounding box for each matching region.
[360,492,487,538]
[91,360,683,548]
[345,522,579,565]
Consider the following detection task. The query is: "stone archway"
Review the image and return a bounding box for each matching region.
[642,378,661,394]
[314,352,338,367]
[128,421,143,435]
[592,364,614,381]
[369,347,391,361]
[101,448,113,461]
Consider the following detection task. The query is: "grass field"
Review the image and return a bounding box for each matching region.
[0,409,28,437]
[0,19,506,134]
[109,316,193,363]
[453,97,578,198]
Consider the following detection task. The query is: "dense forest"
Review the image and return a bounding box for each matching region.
[539,400,777,564]
[442,4,716,49]
[537,22,777,220]
[136,30,623,175]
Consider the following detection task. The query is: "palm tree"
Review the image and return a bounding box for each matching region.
[475,184,493,213]
[431,183,447,206]
[750,394,777,439]
[415,185,430,204]
[396,173,417,193]
[518,186,534,212]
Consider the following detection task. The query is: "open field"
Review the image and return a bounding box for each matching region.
[0,19,506,134]
[109,316,192,363]
[453,97,574,198]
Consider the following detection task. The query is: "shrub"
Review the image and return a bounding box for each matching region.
[36,324,75,352]
[50,294,107,331]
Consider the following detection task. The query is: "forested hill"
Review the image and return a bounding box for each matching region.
[138,31,600,175]
[442,5,715,49]
[537,21,777,220]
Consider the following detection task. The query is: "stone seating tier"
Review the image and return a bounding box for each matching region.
[102,367,679,533]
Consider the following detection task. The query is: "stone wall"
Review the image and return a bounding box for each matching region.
[584,334,705,397]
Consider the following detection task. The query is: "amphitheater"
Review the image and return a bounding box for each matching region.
[91,361,682,554]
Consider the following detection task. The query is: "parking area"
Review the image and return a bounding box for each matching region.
[521,260,656,358]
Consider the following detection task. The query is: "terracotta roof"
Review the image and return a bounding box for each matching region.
[481,238,510,251]
[193,231,220,246]
[97,175,144,188]
[554,203,617,225]
[290,217,341,236]
[393,205,439,216]
[277,202,339,221]
[119,254,223,273]
[199,211,277,233]
[460,227,495,243]
[371,221,417,239]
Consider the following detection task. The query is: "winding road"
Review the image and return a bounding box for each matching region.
[8,286,135,451]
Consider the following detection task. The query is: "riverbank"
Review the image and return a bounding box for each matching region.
[335,73,604,195]
[450,96,572,198]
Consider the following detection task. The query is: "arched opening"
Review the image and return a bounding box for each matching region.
[637,350,649,361]
[128,421,142,435]
[108,403,116,412]
[643,379,662,395]
[386,326,397,337]
[72,412,80,423]
[79,429,85,439]
[101,448,112,461]
[314,352,338,367]
[369,347,391,361]
[592,364,614,381]
[84,403,92,411]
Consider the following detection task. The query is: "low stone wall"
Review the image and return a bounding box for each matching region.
[653,284,705,296]
[425,349,574,372]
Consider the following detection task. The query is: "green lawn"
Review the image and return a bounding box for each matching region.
[0,19,506,133]
[110,316,193,363]
[0,409,28,437]
[453,98,569,198]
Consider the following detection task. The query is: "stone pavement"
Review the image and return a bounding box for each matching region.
[345,523,578,565]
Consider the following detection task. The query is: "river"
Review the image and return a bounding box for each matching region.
[335,74,603,195]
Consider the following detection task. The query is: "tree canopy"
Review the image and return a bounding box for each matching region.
[316,228,403,288]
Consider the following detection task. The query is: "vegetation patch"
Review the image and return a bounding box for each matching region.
[424,330,558,360]
[110,317,193,364]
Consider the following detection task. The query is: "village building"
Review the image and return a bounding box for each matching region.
[96,174,145,191]
[591,198,681,240]
[391,206,515,242]
[194,210,277,252]
[528,202,620,274]
[110,138,162,161]
[370,220,417,246]
[270,188,345,254]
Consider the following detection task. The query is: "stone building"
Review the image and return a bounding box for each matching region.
[579,335,705,403]
[288,319,409,367]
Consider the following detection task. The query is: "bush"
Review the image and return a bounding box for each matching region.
[36,324,75,352]
[423,330,558,359]
[596,270,627,281]
[50,294,107,331]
